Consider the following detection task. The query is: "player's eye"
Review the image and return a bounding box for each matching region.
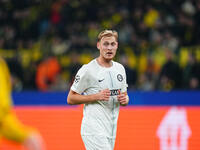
[103,42,109,46]
[111,42,116,46]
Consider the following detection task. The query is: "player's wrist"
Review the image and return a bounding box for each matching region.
[90,93,102,102]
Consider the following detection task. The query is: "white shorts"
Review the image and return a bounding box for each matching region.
[81,135,115,150]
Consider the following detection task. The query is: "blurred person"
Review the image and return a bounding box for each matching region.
[118,22,134,43]
[162,31,179,52]
[189,77,199,89]
[137,73,154,91]
[67,30,129,150]
[51,36,69,55]
[6,57,24,91]
[138,56,159,91]
[0,57,45,150]
[119,54,137,89]
[183,52,200,90]
[157,49,182,90]
[36,56,61,91]
[68,52,82,87]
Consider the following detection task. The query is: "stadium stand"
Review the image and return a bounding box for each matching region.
[0,0,199,91]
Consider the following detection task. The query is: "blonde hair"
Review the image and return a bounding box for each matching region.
[97,30,118,42]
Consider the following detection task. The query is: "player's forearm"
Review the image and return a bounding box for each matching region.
[67,90,99,105]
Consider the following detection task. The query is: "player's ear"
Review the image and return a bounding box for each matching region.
[97,42,100,50]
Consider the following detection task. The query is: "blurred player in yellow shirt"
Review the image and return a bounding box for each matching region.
[0,57,45,150]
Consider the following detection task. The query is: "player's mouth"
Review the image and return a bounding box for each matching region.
[106,52,113,55]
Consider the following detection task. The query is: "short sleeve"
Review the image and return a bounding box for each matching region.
[70,65,89,94]
[121,65,128,93]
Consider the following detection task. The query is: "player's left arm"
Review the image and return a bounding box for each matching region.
[117,64,129,106]
[117,91,129,106]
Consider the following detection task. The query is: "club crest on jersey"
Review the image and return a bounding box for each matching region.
[117,74,123,82]
[110,89,121,96]
[74,75,80,83]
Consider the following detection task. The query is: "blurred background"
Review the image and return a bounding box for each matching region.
[0,0,200,92]
[0,0,200,150]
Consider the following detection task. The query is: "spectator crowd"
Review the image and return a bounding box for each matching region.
[0,0,200,91]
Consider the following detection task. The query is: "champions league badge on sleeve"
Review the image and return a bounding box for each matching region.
[117,74,123,82]
[74,75,80,83]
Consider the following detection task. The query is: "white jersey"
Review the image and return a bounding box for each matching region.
[71,59,128,139]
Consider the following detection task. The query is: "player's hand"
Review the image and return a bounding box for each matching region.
[117,90,129,106]
[24,132,46,150]
[96,88,110,101]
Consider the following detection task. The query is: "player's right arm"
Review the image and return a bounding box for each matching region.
[67,89,110,105]
[67,64,110,105]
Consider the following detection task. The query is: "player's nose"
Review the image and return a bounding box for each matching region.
[107,44,113,50]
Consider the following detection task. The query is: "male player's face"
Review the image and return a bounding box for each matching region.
[97,36,118,61]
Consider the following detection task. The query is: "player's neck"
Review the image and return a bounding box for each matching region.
[97,57,113,68]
